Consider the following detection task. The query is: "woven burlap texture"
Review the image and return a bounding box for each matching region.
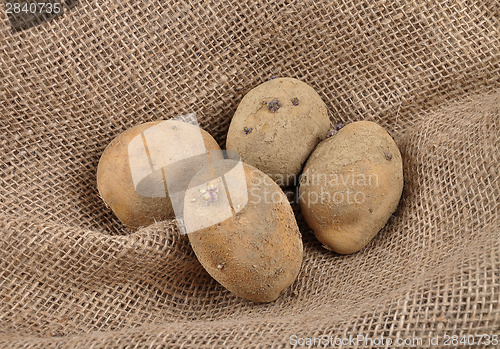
[0,1,498,348]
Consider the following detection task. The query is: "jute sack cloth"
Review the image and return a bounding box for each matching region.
[0,1,498,348]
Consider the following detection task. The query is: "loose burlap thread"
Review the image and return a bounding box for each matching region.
[0,1,498,348]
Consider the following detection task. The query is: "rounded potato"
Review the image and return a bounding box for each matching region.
[97,120,221,229]
[299,121,403,254]
[185,161,303,302]
[226,78,330,186]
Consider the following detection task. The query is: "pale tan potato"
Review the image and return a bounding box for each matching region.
[299,121,403,254]
[185,161,303,303]
[97,120,221,230]
[226,78,330,186]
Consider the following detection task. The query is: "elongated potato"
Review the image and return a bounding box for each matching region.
[226,78,330,186]
[97,120,221,229]
[185,161,303,302]
[299,121,403,254]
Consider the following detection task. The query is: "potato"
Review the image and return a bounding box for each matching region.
[97,120,221,230]
[226,78,330,186]
[299,121,403,254]
[185,160,303,302]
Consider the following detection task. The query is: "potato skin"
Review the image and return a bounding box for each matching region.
[226,78,330,186]
[96,120,221,230]
[299,121,403,254]
[187,163,303,303]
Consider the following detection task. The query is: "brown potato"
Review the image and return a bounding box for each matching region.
[185,161,303,302]
[226,78,330,186]
[299,121,403,254]
[97,120,221,230]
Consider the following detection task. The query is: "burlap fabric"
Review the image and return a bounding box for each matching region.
[1,1,498,348]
